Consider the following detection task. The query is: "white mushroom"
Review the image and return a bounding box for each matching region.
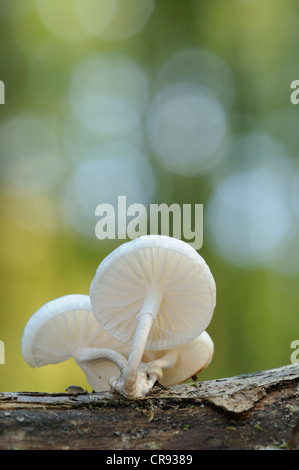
[90,235,216,398]
[21,294,131,391]
[142,330,214,386]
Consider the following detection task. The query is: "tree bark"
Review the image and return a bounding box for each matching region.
[0,364,298,450]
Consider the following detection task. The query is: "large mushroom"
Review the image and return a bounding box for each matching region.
[21,294,131,391]
[90,234,216,398]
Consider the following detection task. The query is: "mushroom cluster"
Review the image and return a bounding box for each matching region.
[21,235,216,399]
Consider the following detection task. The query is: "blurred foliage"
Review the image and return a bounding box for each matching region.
[0,0,298,392]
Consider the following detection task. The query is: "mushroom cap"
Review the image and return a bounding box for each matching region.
[21,294,130,391]
[90,235,216,351]
[143,330,214,386]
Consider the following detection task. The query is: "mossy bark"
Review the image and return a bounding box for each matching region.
[0,364,298,450]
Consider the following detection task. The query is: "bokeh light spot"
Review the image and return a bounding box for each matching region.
[75,0,155,41]
[206,162,294,269]
[74,0,117,38]
[72,93,141,138]
[36,0,87,42]
[157,48,235,111]
[69,53,150,116]
[146,84,227,176]
[63,142,156,239]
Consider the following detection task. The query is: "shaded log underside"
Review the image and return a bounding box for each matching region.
[0,364,298,450]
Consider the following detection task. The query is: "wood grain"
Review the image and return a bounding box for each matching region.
[0,364,298,450]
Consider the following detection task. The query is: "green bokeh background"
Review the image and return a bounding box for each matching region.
[0,0,298,393]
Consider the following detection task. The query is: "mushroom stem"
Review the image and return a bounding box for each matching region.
[124,312,154,388]
[76,347,128,373]
[122,287,162,394]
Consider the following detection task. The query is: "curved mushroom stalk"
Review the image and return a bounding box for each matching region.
[77,347,130,393]
[77,347,128,373]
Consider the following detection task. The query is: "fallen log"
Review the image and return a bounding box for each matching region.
[0,364,298,450]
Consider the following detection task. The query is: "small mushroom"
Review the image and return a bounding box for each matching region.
[141,330,214,386]
[90,235,216,398]
[21,294,131,391]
